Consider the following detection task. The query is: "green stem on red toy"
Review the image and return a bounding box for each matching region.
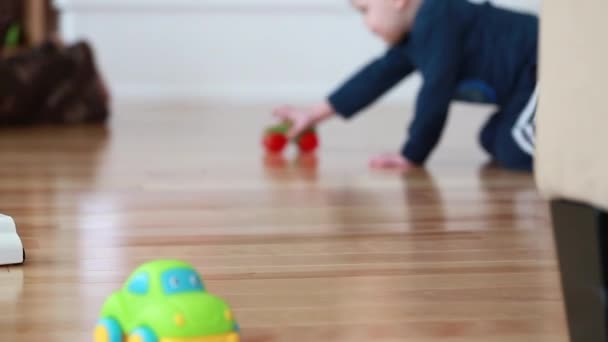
[265,122,290,135]
[265,122,316,142]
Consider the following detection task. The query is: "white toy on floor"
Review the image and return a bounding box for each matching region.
[0,214,25,265]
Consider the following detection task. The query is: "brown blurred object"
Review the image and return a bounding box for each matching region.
[0,40,110,125]
[0,2,110,125]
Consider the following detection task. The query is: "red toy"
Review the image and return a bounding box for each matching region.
[263,130,288,153]
[262,123,318,154]
[297,131,318,153]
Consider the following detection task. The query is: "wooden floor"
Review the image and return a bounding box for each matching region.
[0,104,567,341]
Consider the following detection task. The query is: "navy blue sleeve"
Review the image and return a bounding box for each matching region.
[327,44,415,119]
[401,26,461,164]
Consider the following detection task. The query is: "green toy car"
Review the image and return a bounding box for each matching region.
[94,260,240,342]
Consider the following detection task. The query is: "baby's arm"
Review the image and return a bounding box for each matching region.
[328,44,415,119]
[369,66,458,171]
[273,43,415,138]
[402,72,458,165]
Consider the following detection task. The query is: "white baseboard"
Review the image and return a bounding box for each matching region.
[112,80,421,105]
[113,84,326,104]
[57,0,537,104]
[55,0,347,11]
[55,0,539,13]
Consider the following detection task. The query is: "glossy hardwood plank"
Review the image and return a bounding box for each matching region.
[0,104,566,341]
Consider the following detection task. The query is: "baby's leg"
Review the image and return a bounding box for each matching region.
[479,111,501,156]
[479,85,537,171]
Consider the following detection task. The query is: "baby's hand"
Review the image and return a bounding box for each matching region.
[272,101,335,139]
[369,153,417,171]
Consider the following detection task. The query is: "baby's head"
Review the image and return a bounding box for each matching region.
[351,0,423,44]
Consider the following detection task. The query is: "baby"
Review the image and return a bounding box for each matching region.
[273,0,538,171]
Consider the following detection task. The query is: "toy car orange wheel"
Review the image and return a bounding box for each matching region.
[94,318,123,342]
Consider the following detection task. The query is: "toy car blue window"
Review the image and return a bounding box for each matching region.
[127,272,150,295]
[161,268,205,295]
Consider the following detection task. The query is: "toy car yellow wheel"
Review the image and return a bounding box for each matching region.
[127,327,158,342]
[226,333,240,342]
[94,318,123,342]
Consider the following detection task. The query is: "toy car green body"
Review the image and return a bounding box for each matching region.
[94,260,239,342]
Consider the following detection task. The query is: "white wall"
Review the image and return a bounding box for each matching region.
[55,0,540,104]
